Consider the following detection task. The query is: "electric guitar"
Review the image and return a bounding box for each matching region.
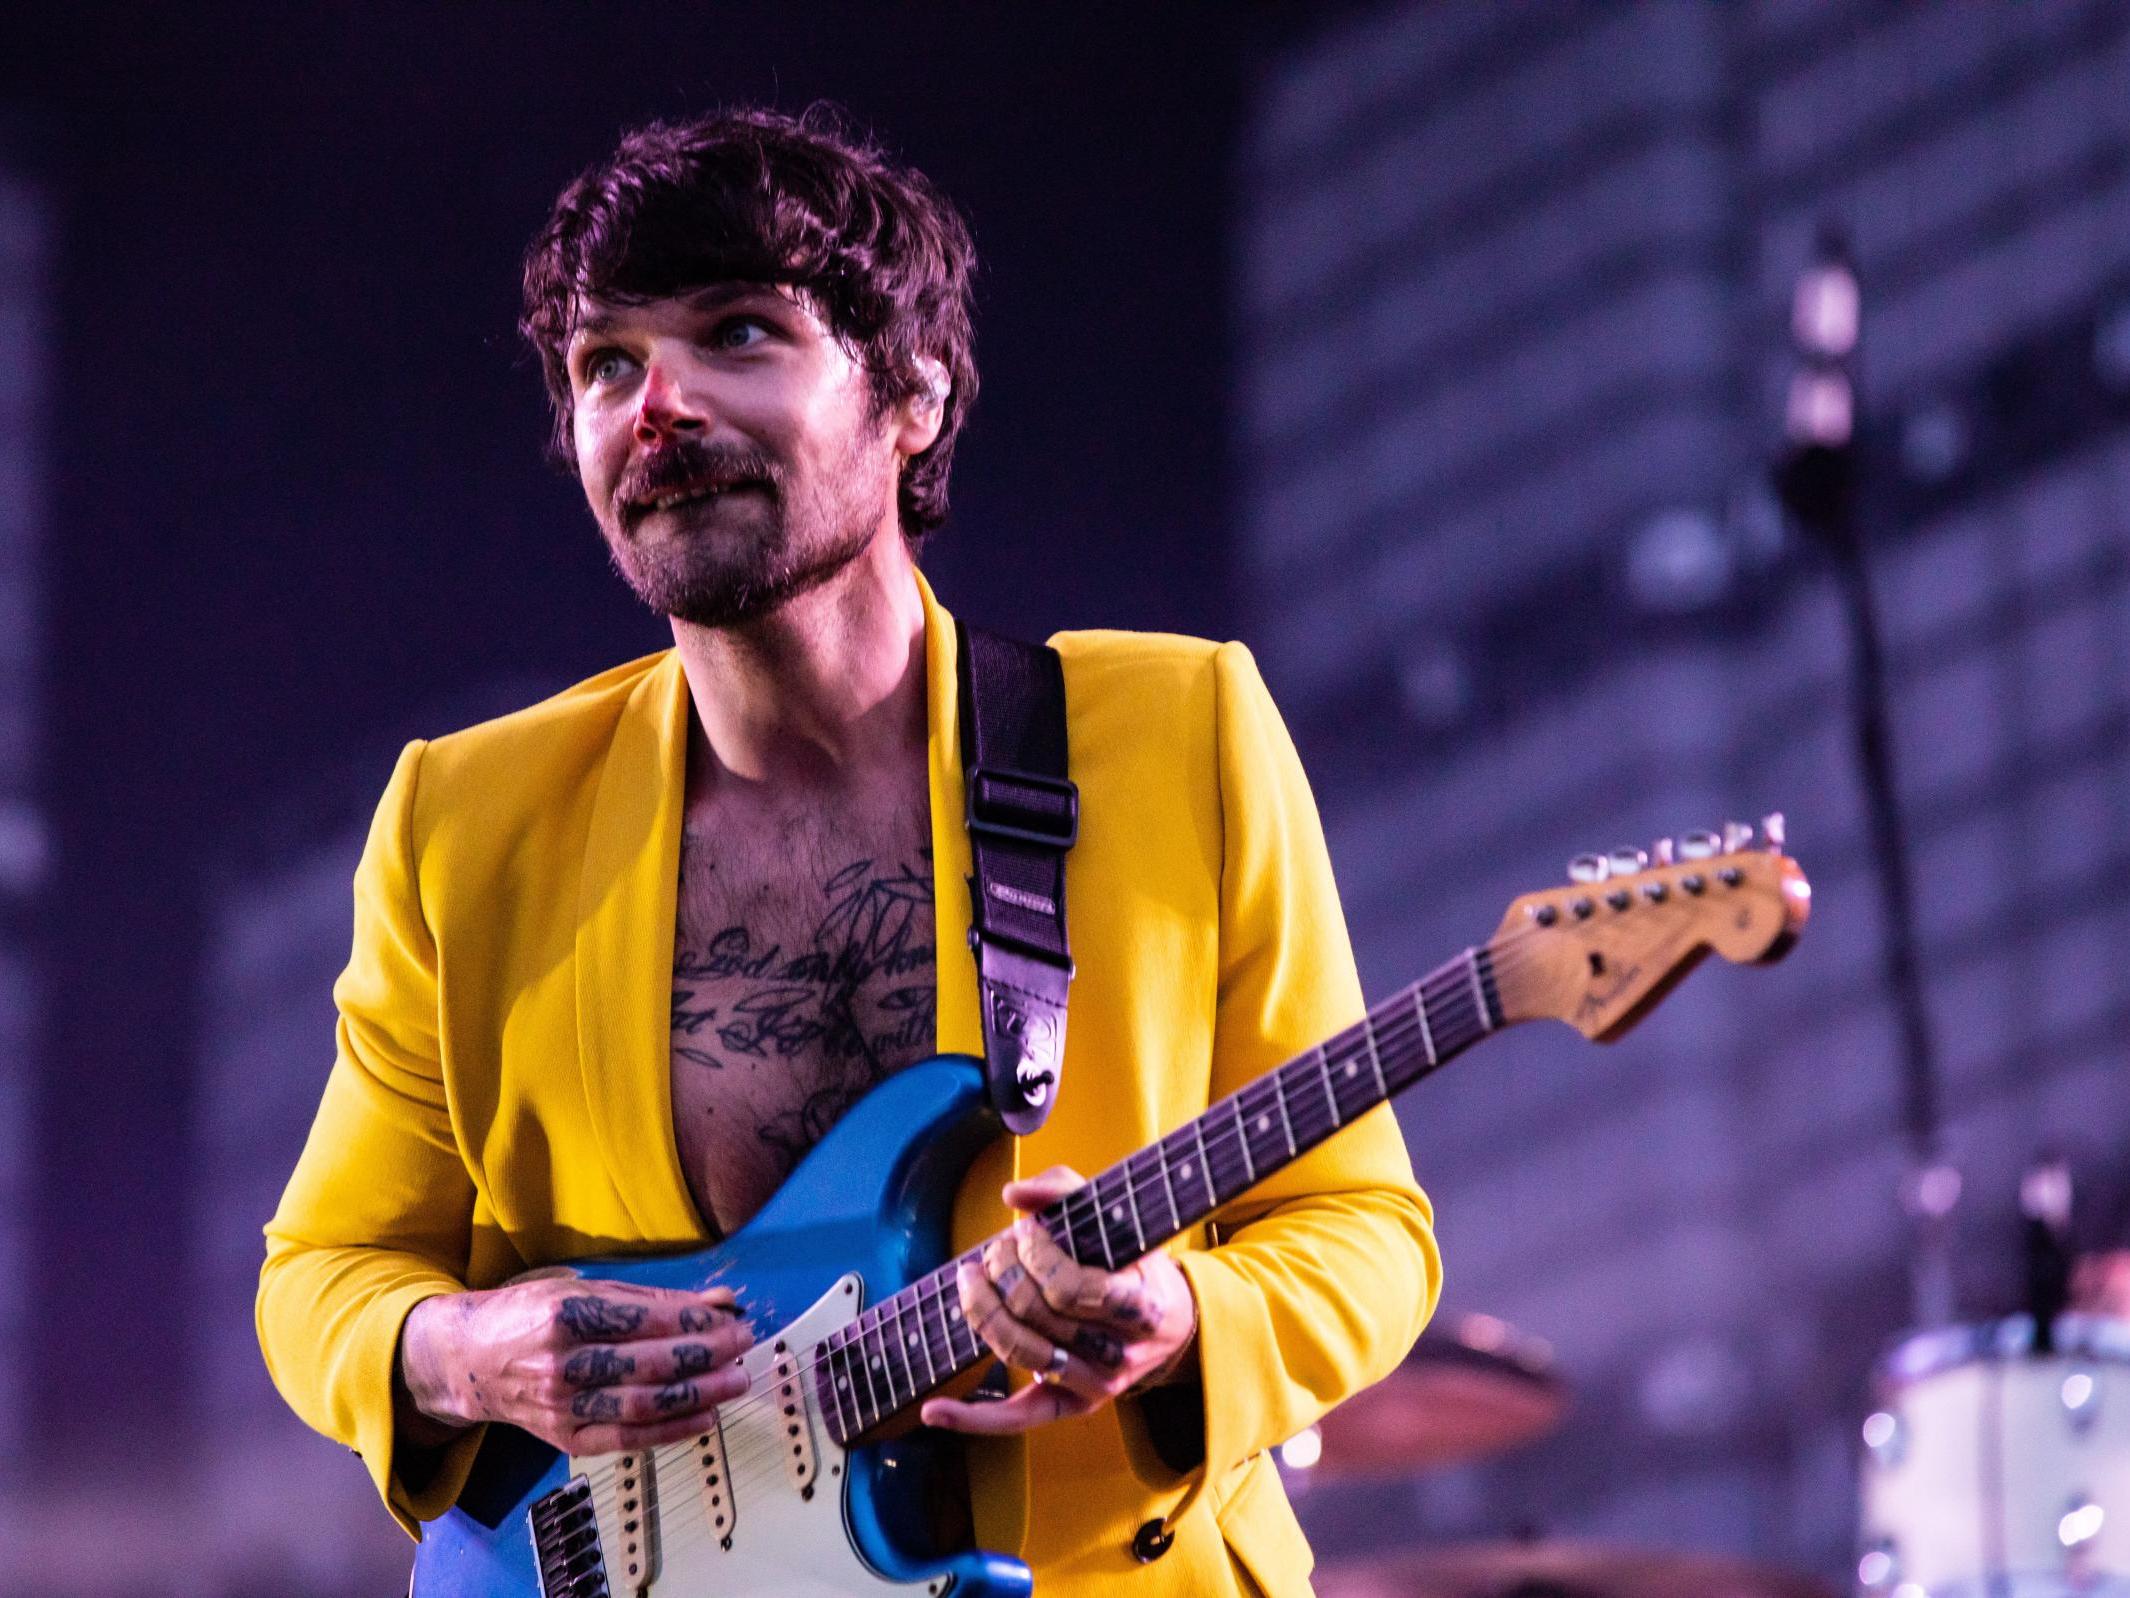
[409,821,1809,1597]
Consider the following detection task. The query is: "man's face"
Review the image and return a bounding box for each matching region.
[566,283,926,629]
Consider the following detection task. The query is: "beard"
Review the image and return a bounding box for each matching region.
[601,430,888,630]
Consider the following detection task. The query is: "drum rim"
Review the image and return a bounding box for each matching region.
[1878,1311,2130,1387]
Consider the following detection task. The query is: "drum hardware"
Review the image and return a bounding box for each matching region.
[1858,1311,2130,1597]
[1282,1312,1567,1479]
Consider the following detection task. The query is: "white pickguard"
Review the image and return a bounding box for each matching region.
[560,1274,949,1598]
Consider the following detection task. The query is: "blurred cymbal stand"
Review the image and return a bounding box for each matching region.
[1772,226,1959,1329]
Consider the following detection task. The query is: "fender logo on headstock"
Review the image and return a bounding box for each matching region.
[1576,959,1645,1022]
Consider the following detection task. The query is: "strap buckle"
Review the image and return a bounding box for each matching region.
[966,765,1079,849]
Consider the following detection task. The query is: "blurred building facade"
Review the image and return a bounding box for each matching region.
[1239,0,2130,1575]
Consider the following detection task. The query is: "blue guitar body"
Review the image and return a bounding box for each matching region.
[408,1054,1032,1598]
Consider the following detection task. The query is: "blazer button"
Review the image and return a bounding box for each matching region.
[1130,1518,1174,1563]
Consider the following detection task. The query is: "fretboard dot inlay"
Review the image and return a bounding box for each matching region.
[1345,1062,1358,1077]
[1257,1116,1271,1133]
[1111,1205,1124,1222]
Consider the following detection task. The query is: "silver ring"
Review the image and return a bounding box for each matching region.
[1043,1345,1070,1380]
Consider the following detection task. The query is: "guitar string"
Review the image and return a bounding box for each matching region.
[612,941,1506,1445]
[569,927,1559,1516]
[567,912,1614,1512]
[566,881,1758,1529]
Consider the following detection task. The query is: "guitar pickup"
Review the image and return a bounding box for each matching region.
[691,1414,736,1550]
[770,1340,819,1498]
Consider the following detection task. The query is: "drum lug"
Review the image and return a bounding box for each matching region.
[2061,1366,2100,1434]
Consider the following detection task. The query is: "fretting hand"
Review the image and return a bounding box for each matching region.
[921,1165,1198,1436]
[398,1278,753,1456]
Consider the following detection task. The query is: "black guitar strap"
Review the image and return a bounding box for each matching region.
[956,623,1077,1136]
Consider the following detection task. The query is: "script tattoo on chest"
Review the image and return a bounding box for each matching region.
[671,845,937,1223]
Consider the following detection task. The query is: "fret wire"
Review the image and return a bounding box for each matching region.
[1191,1119,1218,1211]
[1154,1140,1181,1235]
[1464,950,1492,1032]
[1411,985,1437,1065]
[1313,1044,1342,1128]
[938,1268,979,1363]
[899,1291,937,1390]
[1362,1017,1389,1099]
[1229,1096,1257,1184]
[821,1338,853,1442]
[872,1313,908,1412]
[1120,1161,1148,1255]
[1087,1180,1120,1271]
[1272,1073,1297,1158]
[852,1315,881,1419]
[947,1268,977,1362]
[1325,1041,1367,1123]
[911,1283,941,1383]
[924,1276,961,1380]
[850,1322,882,1428]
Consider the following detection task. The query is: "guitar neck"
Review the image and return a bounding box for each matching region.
[815,942,1503,1443]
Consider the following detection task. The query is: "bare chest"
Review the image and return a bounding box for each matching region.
[669,803,936,1238]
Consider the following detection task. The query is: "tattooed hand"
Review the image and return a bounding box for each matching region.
[920,1165,1198,1437]
[397,1277,752,1456]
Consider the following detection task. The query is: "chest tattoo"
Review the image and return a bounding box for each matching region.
[670,843,937,1229]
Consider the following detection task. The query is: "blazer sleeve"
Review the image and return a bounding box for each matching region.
[255,738,487,1537]
[1163,641,1442,1524]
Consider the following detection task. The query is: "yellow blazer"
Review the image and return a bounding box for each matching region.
[259,572,1439,1596]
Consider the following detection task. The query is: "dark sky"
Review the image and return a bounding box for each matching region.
[6,4,1250,1457]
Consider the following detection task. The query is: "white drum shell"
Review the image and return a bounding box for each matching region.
[1860,1315,2130,1597]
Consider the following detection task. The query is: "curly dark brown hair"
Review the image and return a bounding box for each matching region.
[520,106,979,540]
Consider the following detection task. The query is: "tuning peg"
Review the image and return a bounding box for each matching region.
[1678,829,1722,860]
[1608,846,1649,877]
[1567,852,1610,884]
[1722,820,1755,853]
[1652,837,1677,865]
[1761,811,1786,851]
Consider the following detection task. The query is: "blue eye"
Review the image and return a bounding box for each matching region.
[715,317,770,350]
[584,348,633,386]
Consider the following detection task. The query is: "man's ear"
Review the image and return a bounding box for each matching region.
[893,356,950,459]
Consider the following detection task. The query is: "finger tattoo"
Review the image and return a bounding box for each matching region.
[1072,1326,1124,1369]
[558,1296,649,1342]
[678,1305,725,1333]
[670,1343,714,1377]
[996,1263,1028,1297]
[570,1389,622,1421]
[562,1347,634,1388]
[653,1380,699,1415]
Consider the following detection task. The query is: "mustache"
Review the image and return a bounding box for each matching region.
[616,439,781,514]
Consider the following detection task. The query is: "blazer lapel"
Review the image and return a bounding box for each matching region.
[573,650,708,1241]
[918,569,984,1065]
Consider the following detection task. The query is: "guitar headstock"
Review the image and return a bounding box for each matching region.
[1488,815,1810,1042]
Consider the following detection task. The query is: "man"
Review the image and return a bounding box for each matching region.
[259,107,1438,1595]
